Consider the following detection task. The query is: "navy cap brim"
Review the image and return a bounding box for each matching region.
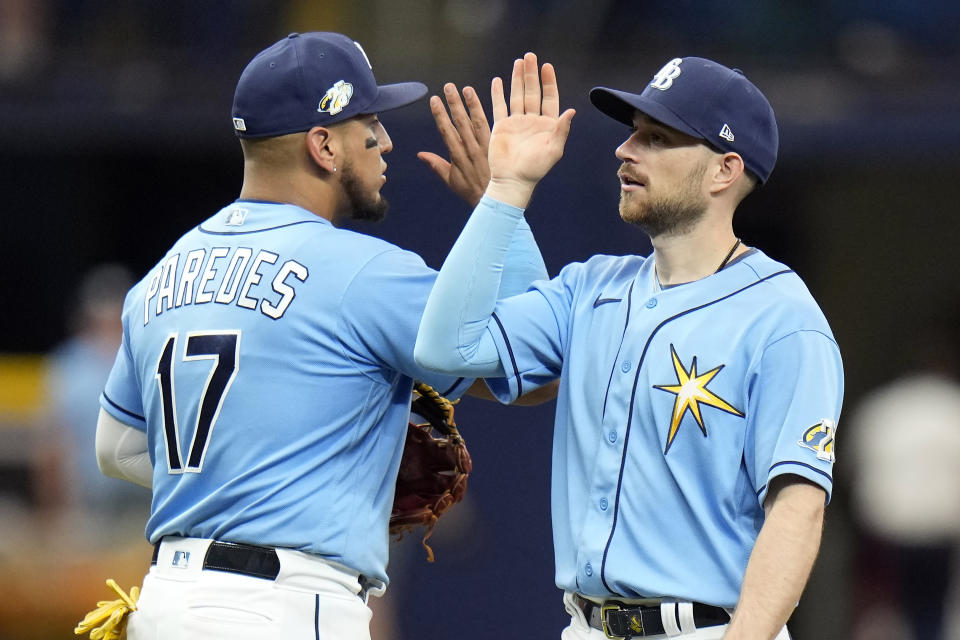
[589,87,705,141]
[364,81,428,114]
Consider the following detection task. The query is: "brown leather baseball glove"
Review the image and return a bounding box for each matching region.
[389,382,472,562]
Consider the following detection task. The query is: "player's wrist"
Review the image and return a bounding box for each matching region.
[484,177,536,209]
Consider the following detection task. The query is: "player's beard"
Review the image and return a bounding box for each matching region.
[340,161,389,223]
[619,161,708,238]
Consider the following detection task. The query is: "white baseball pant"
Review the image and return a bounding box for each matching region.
[126,536,375,640]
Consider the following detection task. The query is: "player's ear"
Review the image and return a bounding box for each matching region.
[305,126,337,175]
[708,152,745,196]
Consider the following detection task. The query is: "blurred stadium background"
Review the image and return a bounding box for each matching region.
[1,1,959,638]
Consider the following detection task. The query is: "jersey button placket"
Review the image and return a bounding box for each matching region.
[579,419,622,592]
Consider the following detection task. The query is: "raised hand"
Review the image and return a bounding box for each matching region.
[486,52,576,209]
[417,84,491,207]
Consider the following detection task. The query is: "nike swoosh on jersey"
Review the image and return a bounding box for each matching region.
[593,295,622,308]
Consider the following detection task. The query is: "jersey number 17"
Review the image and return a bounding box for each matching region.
[155,331,241,473]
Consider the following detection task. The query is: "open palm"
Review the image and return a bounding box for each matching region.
[486,53,576,207]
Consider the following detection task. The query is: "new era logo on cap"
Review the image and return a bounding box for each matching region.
[589,56,779,184]
[231,32,427,138]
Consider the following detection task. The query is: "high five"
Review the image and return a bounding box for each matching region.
[417,53,842,640]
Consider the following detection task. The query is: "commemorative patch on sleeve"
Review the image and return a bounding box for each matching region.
[797,419,836,463]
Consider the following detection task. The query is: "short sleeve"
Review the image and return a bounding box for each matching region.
[746,330,844,505]
[339,249,472,398]
[483,270,572,403]
[100,313,147,430]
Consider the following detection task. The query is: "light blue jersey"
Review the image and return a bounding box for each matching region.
[416,197,843,607]
[101,200,529,586]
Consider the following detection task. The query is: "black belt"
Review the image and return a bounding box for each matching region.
[573,594,729,639]
[151,539,375,599]
[152,540,281,580]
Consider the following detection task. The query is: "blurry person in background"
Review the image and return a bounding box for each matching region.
[849,306,960,640]
[34,263,150,533]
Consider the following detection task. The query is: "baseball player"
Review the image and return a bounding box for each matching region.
[415,54,843,639]
[91,33,549,640]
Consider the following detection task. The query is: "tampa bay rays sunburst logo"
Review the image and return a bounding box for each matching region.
[653,344,744,454]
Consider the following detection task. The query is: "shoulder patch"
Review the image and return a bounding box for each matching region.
[797,419,836,463]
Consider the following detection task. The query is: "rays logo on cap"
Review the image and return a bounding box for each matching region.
[650,58,683,90]
[319,80,354,116]
[797,419,836,462]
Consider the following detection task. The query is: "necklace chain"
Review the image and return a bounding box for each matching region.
[715,237,741,273]
[654,237,742,291]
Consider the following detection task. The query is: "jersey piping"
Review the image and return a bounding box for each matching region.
[758,460,833,497]
[198,219,331,235]
[599,268,793,593]
[492,312,522,397]
[602,280,635,420]
[102,391,146,423]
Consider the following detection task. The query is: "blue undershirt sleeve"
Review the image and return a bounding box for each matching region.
[415,195,525,376]
[498,217,547,297]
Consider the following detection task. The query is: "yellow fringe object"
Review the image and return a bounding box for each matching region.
[74,578,140,640]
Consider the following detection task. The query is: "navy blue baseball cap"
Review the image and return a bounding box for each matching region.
[231,32,428,138]
[589,57,778,183]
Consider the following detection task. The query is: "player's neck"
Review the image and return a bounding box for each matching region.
[651,223,743,287]
[239,174,338,222]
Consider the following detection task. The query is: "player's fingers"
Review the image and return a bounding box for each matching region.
[541,62,560,119]
[428,95,468,157]
[491,76,507,122]
[556,108,576,141]
[416,152,452,183]
[443,84,477,148]
[428,94,460,142]
[429,94,477,172]
[462,86,491,150]
[509,58,524,115]
[522,52,541,115]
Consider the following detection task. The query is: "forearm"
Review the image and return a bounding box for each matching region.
[415,196,524,375]
[95,408,153,488]
[499,216,547,297]
[724,479,825,639]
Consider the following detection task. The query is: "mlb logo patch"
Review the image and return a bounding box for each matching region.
[232,117,247,132]
[171,550,191,569]
[226,207,248,226]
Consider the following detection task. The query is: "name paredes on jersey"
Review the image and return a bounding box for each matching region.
[143,246,308,324]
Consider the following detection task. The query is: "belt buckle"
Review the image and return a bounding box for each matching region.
[600,601,644,639]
